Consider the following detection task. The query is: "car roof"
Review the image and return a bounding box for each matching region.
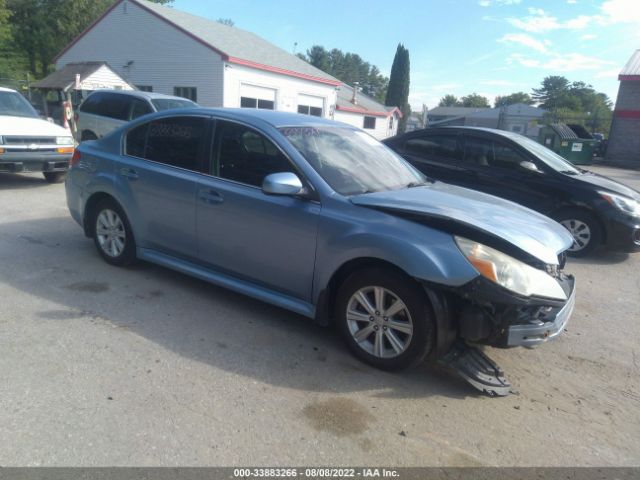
[0,87,18,93]
[145,107,345,129]
[392,126,529,142]
[89,89,196,102]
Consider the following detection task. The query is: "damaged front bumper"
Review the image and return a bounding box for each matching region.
[446,274,576,349]
[506,278,576,347]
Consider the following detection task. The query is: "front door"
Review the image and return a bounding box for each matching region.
[196,120,320,301]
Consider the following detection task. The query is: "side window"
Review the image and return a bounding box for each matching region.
[404,135,462,163]
[100,94,131,120]
[493,143,528,171]
[130,99,153,120]
[79,93,103,114]
[144,116,207,171]
[214,121,293,187]
[125,123,148,158]
[463,137,494,167]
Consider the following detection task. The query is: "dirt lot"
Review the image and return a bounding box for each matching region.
[0,165,639,466]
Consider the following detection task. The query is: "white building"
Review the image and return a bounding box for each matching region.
[334,84,401,140]
[54,0,400,139]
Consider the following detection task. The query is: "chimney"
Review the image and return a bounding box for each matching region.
[351,82,359,105]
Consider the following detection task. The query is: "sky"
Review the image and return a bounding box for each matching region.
[173,0,640,110]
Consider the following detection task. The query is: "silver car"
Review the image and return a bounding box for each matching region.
[75,89,198,142]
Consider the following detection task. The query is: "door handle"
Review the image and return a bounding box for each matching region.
[198,189,224,205]
[120,167,139,180]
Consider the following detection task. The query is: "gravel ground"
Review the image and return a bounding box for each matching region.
[0,165,638,466]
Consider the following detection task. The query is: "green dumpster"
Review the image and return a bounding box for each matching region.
[538,123,597,165]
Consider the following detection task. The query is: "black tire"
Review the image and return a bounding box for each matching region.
[81,131,98,142]
[91,198,137,266]
[335,267,435,371]
[43,171,66,183]
[553,208,602,257]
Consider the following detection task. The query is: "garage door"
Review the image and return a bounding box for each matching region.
[240,84,276,110]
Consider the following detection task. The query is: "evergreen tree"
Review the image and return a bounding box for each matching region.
[385,43,410,133]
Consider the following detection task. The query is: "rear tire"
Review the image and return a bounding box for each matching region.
[335,268,435,370]
[553,208,602,257]
[91,198,137,266]
[43,171,66,183]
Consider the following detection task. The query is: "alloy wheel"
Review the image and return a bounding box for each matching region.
[96,209,126,258]
[560,219,591,252]
[346,286,414,359]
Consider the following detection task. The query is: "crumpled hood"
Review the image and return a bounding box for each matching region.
[0,115,71,137]
[351,182,574,265]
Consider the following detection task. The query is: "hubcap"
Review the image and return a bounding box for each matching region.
[560,219,591,252]
[96,209,126,258]
[346,286,413,359]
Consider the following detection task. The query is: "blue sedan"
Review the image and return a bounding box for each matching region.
[65,109,575,394]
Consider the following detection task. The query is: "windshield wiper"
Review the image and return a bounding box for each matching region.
[559,170,578,175]
[405,181,431,188]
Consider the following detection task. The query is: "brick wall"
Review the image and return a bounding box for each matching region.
[606,81,640,165]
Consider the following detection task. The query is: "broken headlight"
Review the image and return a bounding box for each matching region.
[455,237,567,301]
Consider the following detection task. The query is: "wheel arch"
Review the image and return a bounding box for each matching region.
[83,192,119,238]
[550,204,607,244]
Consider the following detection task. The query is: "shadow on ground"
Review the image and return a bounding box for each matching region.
[2,215,473,400]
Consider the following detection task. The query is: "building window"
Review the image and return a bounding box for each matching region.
[136,85,153,92]
[298,105,323,117]
[240,97,275,110]
[388,117,394,129]
[363,116,376,130]
[174,86,197,102]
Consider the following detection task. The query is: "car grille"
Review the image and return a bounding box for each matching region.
[3,136,56,145]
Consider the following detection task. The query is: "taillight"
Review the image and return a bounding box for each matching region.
[70,149,81,167]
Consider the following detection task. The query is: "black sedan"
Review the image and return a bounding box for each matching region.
[384,127,640,256]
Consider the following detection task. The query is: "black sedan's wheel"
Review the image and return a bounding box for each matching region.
[91,198,136,266]
[43,172,66,183]
[554,208,602,257]
[336,268,435,370]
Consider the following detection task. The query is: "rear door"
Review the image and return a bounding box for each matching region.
[397,133,468,185]
[118,115,211,260]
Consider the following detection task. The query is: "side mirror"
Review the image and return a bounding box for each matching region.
[262,172,304,196]
[520,160,542,173]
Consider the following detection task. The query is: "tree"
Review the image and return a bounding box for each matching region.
[6,0,173,78]
[217,18,234,26]
[298,45,389,102]
[531,75,575,111]
[438,94,460,107]
[385,43,411,133]
[460,93,490,108]
[494,92,534,107]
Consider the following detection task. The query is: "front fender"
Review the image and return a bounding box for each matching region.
[313,218,479,303]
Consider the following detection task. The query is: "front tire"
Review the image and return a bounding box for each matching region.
[335,268,435,370]
[91,198,136,266]
[554,208,602,257]
[43,171,66,183]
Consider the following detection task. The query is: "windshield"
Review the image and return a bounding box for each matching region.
[151,98,198,111]
[280,126,426,195]
[0,91,39,118]
[505,132,581,174]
